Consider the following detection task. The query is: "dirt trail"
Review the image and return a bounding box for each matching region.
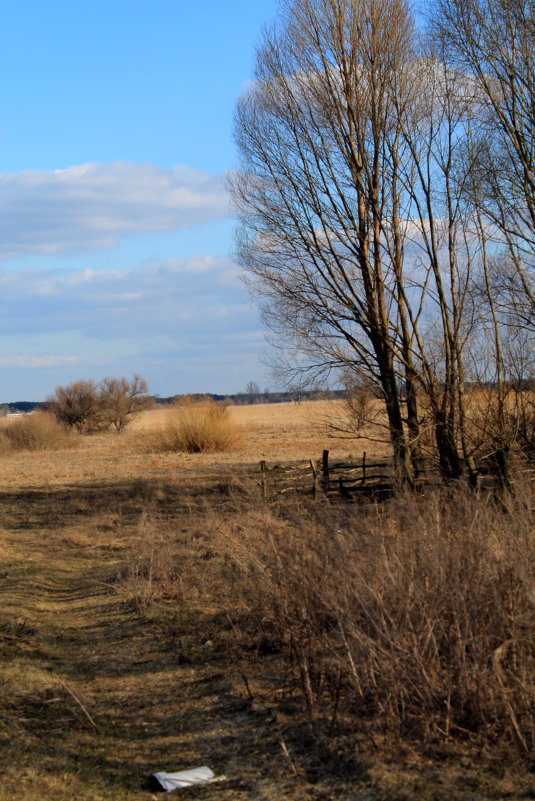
[0,501,368,801]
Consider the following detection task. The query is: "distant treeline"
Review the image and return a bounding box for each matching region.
[1,389,345,414]
[6,381,535,414]
[154,389,345,405]
[0,401,47,414]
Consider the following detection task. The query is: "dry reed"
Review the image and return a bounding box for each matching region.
[131,481,535,755]
[150,400,238,453]
[224,487,535,751]
[0,411,75,452]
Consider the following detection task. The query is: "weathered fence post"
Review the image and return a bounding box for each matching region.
[260,460,267,499]
[322,449,330,494]
[310,458,318,501]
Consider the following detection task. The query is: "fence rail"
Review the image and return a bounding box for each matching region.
[259,449,392,500]
[256,449,535,501]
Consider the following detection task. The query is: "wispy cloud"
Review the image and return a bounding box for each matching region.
[0,256,247,336]
[0,256,265,397]
[0,162,230,260]
[0,355,79,368]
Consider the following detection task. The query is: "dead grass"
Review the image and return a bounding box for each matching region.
[0,411,74,452]
[1,400,534,799]
[207,488,535,753]
[150,400,239,453]
[117,482,535,755]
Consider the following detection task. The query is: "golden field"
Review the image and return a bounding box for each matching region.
[0,400,382,489]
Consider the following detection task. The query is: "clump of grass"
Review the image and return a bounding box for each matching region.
[0,412,75,451]
[151,401,238,453]
[106,470,535,761]
[192,484,535,756]
[121,512,180,607]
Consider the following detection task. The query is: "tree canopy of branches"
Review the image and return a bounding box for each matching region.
[432,0,535,311]
[48,375,151,433]
[99,374,151,432]
[231,0,535,482]
[49,379,99,433]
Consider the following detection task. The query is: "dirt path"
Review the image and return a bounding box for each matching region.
[2,481,527,801]
[0,496,371,801]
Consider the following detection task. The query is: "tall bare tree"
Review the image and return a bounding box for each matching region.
[232,0,497,480]
[232,0,425,480]
[394,52,485,480]
[432,0,535,314]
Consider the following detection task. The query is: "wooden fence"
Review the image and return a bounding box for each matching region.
[257,449,535,501]
[259,449,392,500]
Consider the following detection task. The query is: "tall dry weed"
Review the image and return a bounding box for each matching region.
[214,485,535,753]
[0,412,75,452]
[112,474,535,756]
[151,400,238,453]
[121,512,180,607]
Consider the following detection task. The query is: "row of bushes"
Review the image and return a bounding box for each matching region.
[0,401,237,453]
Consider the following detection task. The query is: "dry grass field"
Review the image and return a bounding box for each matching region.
[0,401,534,800]
[0,400,375,490]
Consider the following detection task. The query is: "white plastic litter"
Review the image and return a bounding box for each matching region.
[152,766,226,791]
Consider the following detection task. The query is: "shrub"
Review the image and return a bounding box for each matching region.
[214,485,535,753]
[47,379,99,432]
[0,412,74,451]
[152,400,238,453]
[48,374,151,433]
[98,374,152,432]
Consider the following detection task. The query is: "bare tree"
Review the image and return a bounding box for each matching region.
[231,0,497,481]
[48,379,99,432]
[424,0,535,477]
[98,374,151,432]
[245,380,261,395]
[432,0,535,314]
[232,0,427,481]
[392,51,487,480]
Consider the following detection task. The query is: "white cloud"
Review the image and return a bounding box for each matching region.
[0,162,230,260]
[0,355,78,368]
[0,256,266,398]
[0,256,245,336]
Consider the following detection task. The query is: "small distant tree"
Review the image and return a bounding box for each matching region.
[48,374,150,433]
[344,372,382,435]
[245,380,261,396]
[48,379,99,432]
[98,374,151,432]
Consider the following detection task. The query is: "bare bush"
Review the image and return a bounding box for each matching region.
[48,375,150,433]
[151,400,238,453]
[98,374,152,432]
[47,379,99,433]
[0,412,74,451]
[337,373,387,440]
[213,487,535,752]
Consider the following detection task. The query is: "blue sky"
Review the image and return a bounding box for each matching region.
[0,0,278,401]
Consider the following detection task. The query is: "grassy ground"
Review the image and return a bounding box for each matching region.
[0,402,533,799]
